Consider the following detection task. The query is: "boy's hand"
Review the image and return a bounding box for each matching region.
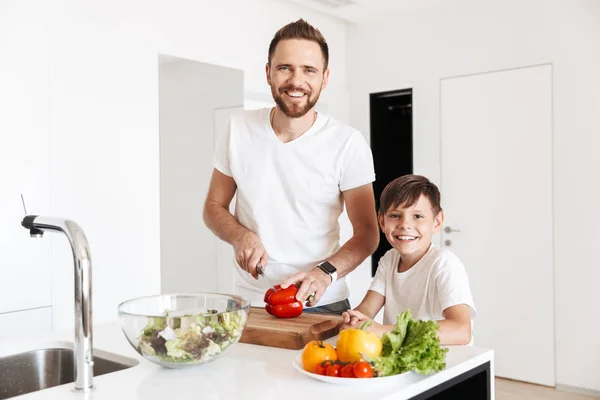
[341,309,370,330]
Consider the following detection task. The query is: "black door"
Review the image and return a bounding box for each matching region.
[370,89,413,276]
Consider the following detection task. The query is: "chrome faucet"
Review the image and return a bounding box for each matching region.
[21,214,94,391]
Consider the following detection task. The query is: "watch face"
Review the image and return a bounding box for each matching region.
[320,261,337,274]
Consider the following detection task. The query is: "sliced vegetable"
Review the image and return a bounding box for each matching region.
[264,285,303,318]
[263,285,297,305]
[137,309,247,364]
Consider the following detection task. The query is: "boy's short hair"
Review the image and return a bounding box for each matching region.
[268,19,329,70]
[379,175,443,216]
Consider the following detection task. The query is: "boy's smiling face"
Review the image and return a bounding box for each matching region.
[379,194,444,262]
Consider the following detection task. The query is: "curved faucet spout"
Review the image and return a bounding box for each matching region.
[21,215,94,391]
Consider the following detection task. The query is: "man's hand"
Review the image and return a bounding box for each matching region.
[341,309,370,330]
[280,268,332,306]
[233,231,268,279]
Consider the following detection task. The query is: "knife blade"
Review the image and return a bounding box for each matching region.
[256,265,277,292]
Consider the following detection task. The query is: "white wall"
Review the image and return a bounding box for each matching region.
[56,0,350,122]
[0,0,53,319]
[1,0,352,334]
[346,0,600,391]
[159,57,243,294]
[48,3,162,331]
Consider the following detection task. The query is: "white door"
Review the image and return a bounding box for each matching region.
[214,106,244,295]
[440,65,554,386]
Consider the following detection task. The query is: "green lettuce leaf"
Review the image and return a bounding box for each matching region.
[369,310,448,377]
[142,317,166,337]
[165,338,194,360]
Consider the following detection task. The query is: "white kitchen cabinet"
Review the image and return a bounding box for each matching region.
[0,0,53,315]
[0,307,52,342]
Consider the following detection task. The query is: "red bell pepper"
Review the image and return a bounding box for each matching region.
[264,284,303,318]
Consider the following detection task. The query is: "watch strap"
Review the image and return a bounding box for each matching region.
[318,262,338,284]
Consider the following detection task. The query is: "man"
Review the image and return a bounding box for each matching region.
[203,19,379,314]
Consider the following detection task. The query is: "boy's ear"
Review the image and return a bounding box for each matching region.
[432,211,445,233]
[377,212,385,230]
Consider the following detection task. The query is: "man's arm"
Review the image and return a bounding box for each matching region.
[282,183,379,305]
[203,168,268,279]
[327,183,380,278]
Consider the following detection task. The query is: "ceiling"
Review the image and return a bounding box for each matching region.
[279,0,447,25]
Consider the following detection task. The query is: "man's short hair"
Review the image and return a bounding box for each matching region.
[268,19,329,70]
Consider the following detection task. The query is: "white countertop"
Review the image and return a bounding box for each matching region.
[0,321,494,400]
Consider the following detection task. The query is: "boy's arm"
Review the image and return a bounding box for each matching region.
[354,290,386,319]
[344,302,472,344]
[436,304,472,345]
[433,255,475,345]
[341,291,395,336]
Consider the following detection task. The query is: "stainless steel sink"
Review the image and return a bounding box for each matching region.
[0,346,138,399]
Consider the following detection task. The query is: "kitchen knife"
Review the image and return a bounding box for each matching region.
[257,265,277,292]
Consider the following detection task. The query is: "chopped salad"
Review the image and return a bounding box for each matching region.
[137,308,247,364]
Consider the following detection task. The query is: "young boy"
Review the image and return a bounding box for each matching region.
[341,175,476,345]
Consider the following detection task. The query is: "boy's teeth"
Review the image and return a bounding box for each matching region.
[396,236,417,241]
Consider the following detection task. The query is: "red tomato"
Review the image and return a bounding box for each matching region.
[353,361,374,378]
[314,360,331,375]
[325,363,342,377]
[341,363,355,378]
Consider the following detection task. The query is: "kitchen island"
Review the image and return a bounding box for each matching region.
[0,322,494,400]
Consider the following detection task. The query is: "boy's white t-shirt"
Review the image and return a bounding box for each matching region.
[369,244,476,327]
[213,108,375,307]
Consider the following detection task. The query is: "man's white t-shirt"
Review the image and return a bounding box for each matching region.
[213,108,375,307]
[369,244,476,327]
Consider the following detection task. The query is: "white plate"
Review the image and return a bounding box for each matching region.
[292,354,415,387]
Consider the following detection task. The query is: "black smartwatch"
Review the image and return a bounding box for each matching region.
[318,261,338,283]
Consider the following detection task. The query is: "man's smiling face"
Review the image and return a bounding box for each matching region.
[266,39,329,118]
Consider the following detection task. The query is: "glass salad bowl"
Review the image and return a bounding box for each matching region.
[117,293,250,368]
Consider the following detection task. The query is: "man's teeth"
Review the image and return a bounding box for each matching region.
[396,236,417,241]
[286,91,305,97]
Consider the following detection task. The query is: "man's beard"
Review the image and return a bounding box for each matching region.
[271,85,321,118]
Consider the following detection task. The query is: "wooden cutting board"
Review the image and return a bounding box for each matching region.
[239,307,343,350]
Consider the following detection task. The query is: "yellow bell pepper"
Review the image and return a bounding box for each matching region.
[336,320,382,363]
